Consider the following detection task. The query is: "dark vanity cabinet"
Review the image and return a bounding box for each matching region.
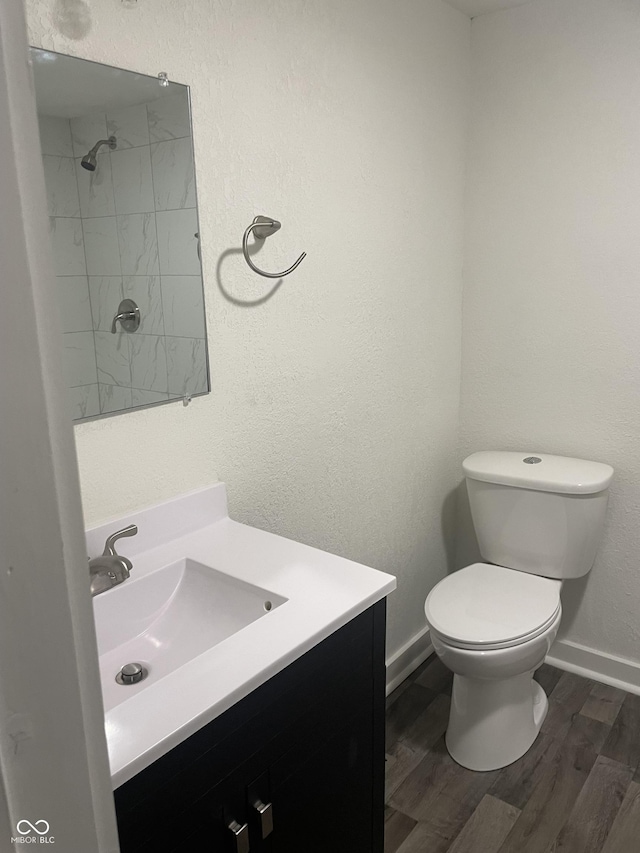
[114,601,386,853]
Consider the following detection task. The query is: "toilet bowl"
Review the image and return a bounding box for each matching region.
[426,561,562,771]
[423,451,613,773]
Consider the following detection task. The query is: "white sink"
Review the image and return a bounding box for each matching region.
[93,558,287,711]
[86,484,395,786]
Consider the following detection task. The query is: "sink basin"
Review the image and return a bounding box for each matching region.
[93,558,287,710]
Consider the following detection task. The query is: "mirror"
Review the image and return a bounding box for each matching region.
[31,48,210,420]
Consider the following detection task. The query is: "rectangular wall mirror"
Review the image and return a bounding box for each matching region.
[31,48,210,421]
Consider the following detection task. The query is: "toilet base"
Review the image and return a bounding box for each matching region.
[446,673,548,771]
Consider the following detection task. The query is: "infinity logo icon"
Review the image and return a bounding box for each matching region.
[16,820,50,835]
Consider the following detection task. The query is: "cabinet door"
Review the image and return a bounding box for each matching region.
[269,710,374,853]
[136,771,251,853]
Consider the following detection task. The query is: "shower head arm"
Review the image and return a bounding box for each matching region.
[88,136,117,156]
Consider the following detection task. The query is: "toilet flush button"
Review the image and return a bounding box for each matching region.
[523,457,542,464]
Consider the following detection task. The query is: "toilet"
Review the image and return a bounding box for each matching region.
[425,451,613,772]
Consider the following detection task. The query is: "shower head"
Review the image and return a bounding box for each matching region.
[81,135,117,171]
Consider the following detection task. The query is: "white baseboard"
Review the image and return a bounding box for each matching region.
[386,626,434,695]
[547,639,640,697]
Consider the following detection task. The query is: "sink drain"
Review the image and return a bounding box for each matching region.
[116,662,148,685]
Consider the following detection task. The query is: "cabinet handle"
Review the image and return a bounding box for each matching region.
[228,819,250,853]
[253,800,274,839]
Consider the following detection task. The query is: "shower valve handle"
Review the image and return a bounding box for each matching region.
[111,299,141,334]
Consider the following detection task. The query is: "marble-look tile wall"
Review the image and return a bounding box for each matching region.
[39,93,208,420]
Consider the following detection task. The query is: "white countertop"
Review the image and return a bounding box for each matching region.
[87,484,396,789]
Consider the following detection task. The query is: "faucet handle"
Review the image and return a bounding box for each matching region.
[103,524,138,557]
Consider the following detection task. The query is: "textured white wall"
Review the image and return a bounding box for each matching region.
[26,0,470,657]
[461,0,640,661]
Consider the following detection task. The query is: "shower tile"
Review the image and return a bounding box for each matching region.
[132,388,170,407]
[156,208,200,275]
[111,146,155,214]
[76,154,116,218]
[68,384,100,420]
[166,336,208,396]
[161,275,205,338]
[95,330,131,387]
[43,156,80,217]
[70,112,108,159]
[150,138,195,210]
[122,275,164,335]
[57,276,92,333]
[83,217,121,276]
[89,276,124,332]
[117,213,159,276]
[130,334,168,393]
[63,331,98,387]
[147,93,191,142]
[107,104,150,150]
[49,217,86,276]
[39,116,73,157]
[99,383,133,414]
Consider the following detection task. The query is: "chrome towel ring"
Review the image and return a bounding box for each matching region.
[242,216,306,278]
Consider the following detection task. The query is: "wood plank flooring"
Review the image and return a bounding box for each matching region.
[385,658,640,853]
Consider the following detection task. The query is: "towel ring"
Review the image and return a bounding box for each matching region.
[242,216,306,279]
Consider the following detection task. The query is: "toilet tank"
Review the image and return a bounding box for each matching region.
[464,452,614,580]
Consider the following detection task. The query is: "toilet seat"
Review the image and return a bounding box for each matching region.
[425,563,561,651]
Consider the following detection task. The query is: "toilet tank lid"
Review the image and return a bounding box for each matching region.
[463,451,614,495]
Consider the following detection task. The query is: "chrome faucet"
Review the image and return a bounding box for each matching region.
[89,524,138,597]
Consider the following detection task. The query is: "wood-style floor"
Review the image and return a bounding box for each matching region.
[385,657,640,853]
